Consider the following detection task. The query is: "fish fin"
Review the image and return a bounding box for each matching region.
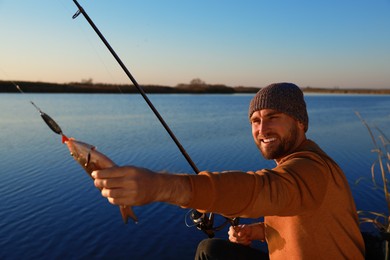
[120,206,138,224]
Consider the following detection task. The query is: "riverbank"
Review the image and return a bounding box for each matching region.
[1,80,389,94]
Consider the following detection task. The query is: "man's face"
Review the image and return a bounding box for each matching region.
[250,109,305,161]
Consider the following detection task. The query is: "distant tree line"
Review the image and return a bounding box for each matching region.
[0,79,389,94]
[0,78,259,94]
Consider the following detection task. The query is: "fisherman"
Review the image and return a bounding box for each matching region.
[91,83,365,259]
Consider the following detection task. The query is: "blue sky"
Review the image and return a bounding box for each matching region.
[1,0,389,88]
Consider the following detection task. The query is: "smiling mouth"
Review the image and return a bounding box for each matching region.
[262,137,277,143]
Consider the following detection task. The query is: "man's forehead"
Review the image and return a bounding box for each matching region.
[251,109,283,118]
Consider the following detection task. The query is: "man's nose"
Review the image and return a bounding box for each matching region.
[258,121,270,136]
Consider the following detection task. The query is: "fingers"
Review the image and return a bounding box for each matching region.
[92,166,127,179]
[91,166,155,206]
[102,188,138,206]
[228,225,252,246]
[92,166,140,191]
[94,175,127,189]
[228,226,243,241]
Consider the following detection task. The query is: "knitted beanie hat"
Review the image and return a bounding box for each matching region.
[248,83,309,132]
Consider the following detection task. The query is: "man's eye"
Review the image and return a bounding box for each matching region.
[251,119,260,125]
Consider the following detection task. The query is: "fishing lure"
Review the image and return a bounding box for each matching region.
[13,82,137,224]
[13,84,67,142]
[30,101,69,144]
[71,0,238,237]
[38,108,138,224]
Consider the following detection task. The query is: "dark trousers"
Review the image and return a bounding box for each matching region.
[195,238,269,260]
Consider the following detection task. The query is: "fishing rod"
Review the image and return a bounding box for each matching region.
[72,0,199,174]
[71,0,238,237]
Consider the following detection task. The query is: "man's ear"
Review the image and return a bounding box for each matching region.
[297,121,306,131]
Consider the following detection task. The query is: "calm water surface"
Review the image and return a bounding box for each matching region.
[0,93,389,259]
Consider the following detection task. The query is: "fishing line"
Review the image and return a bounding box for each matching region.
[0,69,68,142]
[72,0,199,174]
[71,0,239,237]
[54,0,125,93]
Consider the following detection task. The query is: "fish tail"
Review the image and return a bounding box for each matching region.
[120,206,138,224]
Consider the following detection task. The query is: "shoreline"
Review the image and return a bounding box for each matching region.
[1,80,389,95]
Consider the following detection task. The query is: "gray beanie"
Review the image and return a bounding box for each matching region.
[248,83,309,132]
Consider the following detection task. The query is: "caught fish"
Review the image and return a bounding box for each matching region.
[65,136,138,224]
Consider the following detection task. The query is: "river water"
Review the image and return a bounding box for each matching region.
[0,93,389,259]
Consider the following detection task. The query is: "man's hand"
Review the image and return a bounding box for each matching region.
[92,166,192,207]
[228,223,265,246]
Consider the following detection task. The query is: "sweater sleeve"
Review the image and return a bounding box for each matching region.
[183,152,330,218]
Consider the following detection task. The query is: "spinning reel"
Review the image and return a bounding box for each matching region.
[189,209,239,238]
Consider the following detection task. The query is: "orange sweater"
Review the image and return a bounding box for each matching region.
[184,140,365,259]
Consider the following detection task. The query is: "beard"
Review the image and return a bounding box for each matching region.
[256,123,300,160]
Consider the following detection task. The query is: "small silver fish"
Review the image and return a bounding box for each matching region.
[64,136,138,224]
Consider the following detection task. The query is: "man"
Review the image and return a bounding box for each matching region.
[92,83,365,259]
